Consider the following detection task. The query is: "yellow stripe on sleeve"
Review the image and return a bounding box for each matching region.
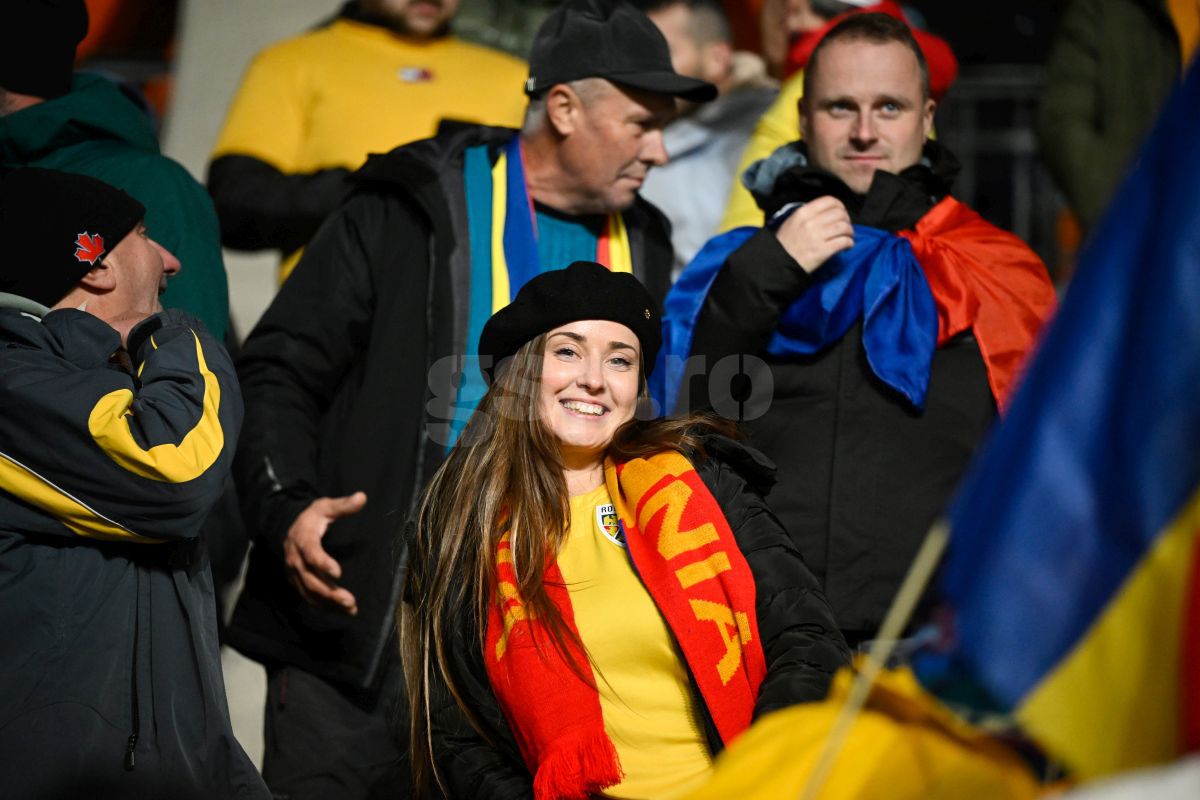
[88,332,224,483]
[0,451,165,543]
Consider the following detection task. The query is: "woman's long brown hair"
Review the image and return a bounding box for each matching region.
[399,334,737,795]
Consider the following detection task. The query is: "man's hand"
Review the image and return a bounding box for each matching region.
[283,492,366,615]
[775,195,854,273]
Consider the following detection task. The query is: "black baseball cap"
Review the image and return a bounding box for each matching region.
[525,0,717,103]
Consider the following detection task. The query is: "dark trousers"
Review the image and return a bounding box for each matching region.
[262,662,411,800]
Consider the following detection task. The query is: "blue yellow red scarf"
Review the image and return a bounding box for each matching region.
[451,136,633,448]
[654,196,1056,414]
[485,452,766,800]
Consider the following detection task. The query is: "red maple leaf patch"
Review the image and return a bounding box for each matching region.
[75,232,106,265]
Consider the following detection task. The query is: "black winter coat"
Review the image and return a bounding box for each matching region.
[0,307,265,798]
[413,436,850,800]
[229,124,676,688]
[686,143,1000,639]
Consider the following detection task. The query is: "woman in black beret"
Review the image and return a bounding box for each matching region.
[401,261,848,800]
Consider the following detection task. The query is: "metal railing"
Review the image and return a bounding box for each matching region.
[935,64,1069,279]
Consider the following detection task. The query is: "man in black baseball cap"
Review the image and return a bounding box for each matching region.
[226,2,716,795]
[518,0,717,215]
[525,0,717,102]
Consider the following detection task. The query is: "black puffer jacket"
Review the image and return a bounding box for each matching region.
[0,306,265,798]
[412,436,850,800]
[229,123,675,689]
[686,142,1001,640]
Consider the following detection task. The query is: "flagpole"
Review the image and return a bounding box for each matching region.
[798,519,951,800]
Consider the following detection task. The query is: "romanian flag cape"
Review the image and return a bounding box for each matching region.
[451,135,633,447]
[654,197,1054,414]
[916,62,1200,779]
[484,452,767,800]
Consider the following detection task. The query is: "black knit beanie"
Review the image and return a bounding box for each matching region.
[0,167,145,307]
[0,0,89,99]
[479,261,661,381]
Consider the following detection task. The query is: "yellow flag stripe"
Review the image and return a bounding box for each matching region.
[0,450,164,543]
[87,332,224,483]
[606,211,633,274]
[490,150,511,314]
[1016,485,1200,778]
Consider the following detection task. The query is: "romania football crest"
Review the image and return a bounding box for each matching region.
[594,503,624,547]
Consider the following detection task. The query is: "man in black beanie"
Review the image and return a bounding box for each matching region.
[0,0,232,342]
[0,167,268,799]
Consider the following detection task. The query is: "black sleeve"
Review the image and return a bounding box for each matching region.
[206,154,351,252]
[628,196,675,306]
[685,228,817,412]
[0,309,240,544]
[232,190,406,549]
[425,618,535,799]
[697,441,850,718]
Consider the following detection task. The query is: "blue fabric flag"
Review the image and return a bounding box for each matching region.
[914,60,1200,778]
[655,218,938,413]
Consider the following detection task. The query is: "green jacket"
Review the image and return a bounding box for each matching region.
[0,73,230,339]
[1036,0,1181,231]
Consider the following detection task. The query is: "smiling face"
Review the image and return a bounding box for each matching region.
[557,80,677,214]
[800,38,934,194]
[538,319,641,467]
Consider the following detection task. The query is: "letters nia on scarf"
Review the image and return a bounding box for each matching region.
[485,451,766,800]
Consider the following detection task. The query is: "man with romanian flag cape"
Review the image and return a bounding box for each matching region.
[228,1,716,796]
[664,13,1056,647]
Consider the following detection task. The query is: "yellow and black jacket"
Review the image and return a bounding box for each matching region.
[0,304,266,798]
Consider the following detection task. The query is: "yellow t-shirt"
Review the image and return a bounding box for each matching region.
[210,19,529,281]
[212,19,527,173]
[556,484,714,800]
[719,70,806,232]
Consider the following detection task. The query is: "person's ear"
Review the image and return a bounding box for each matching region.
[77,260,116,292]
[702,41,733,86]
[922,98,936,140]
[544,84,582,137]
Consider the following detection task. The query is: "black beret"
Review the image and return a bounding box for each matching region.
[0,167,145,307]
[479,261,661,382]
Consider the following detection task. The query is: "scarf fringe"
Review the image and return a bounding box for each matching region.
[532,728,623,800]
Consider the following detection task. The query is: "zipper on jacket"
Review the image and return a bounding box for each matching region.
[124,569,141,770]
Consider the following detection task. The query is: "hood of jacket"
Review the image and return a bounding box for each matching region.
[0,73,160,164]
[0,306,122,369]
[743,139,961,231]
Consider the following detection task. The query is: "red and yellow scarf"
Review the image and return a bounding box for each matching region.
[484,451,767,800]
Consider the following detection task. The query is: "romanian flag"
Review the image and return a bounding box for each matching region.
[921,62,1200,779]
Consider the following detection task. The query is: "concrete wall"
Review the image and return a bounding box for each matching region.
[162,0,332,339]
[161,1,336,765]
